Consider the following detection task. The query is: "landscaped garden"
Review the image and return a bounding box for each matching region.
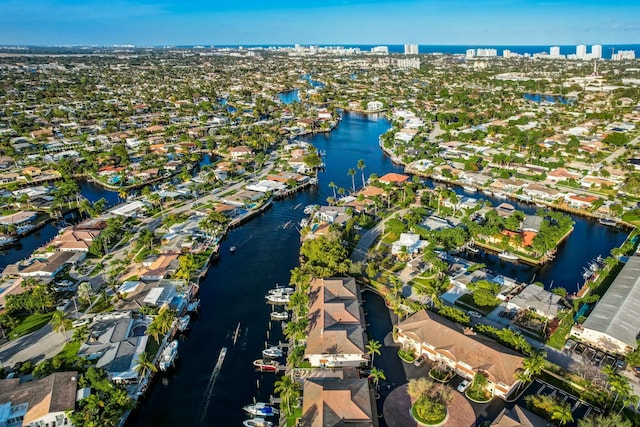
[398,347,417,363]
[465,373,493,403]
[407,377,452,425]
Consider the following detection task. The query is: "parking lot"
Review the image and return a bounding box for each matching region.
[517,378,602,426]
[563,338,624,370]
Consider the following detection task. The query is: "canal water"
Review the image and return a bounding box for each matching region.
[127,111,628,426]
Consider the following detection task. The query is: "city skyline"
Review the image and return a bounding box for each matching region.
[1,0,639,46]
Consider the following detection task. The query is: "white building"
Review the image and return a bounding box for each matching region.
[391,233,427,255]
[576,44,587,59]
[571,256,640,355]
[466,49,475,59]
[550,46,561,57]
[612,50,636,60]
[404,43,419,55]
[477,48,497,57]
[366,100,384,111]
[370,46,389,54]
[502,49,511,58]
[591,44,602,59]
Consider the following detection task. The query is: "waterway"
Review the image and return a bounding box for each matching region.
[127,111,628,426]
[523,93,574,104]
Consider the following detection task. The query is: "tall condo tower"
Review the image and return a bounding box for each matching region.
[404,44,419,55]
[591,45,602,59]
[550,46,560,57]
[576,44,587,59]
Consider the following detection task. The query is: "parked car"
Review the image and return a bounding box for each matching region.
[414,354,427,367]
[457,379,471,393]
[468,310,482,319]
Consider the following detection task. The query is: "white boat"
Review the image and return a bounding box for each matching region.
[243,418,274,427]
[270,311,289,321]
[158,340,178,371]
[262,346,284,358]
[268,286,294,296]
[299,218,309,227]
[0,235,17,247]
[243,402,279,417]
[598,217,618,227]
[265,293,290,304]
[467,246,479,254]
[230,246,237,252]
[303,205,318,214]
[498,251,518,261]
[493,192,507,199]
[252,359,280,372]
[177,315,191,332]
[462,185,477,193]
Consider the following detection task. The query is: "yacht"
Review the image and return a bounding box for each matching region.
[0,235,17,248]
[252,359,280,372]
[265,293,290,304]
[243,418,274,427]
[229,246,237,253]
[303,205,318,214]
[268,285,294,296]
[158,340,178,371]
[187,299,200,312]
[270,311,289,321]
[262,346,284,359]
[498,251,518,261]
[243,402,279,417]
[177,315,191,332]
[598,217,618,227]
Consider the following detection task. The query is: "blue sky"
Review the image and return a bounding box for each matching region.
[1,0,639,46]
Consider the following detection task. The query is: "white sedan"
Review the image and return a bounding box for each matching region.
[457,379,471,393]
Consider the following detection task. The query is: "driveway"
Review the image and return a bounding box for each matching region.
[0,324,71,369]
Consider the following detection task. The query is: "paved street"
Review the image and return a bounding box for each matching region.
[0,324,70,369]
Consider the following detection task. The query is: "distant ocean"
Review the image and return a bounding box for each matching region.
[212,44,639,59]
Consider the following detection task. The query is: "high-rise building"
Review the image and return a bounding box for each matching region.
[612,50,636,60]
[550,46,560,57]
[466,49,475,59]
[404,44,419,55]
[591,45,602,59]
[476,48,497,57]
[503,49,511,58]
[576,44,587,59]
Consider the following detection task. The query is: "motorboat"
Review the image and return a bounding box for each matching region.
[187,299,200,312]
[253,359,280,372]
[265,294,290,304]
[498,251,518,261]
[598,217,618,227]
[177,315,191,332]
[299,218,309,227]
[270,311,289,321]
[0,235,17,248]
[268,285,294,296]
[303,205,318,214]
[243,418,274,427]
[467,246,479,254]
[230,246,237,252]
[243,402,279,417]
[262,346,284,359]
[462,185,476,193]
[158,340,178,371]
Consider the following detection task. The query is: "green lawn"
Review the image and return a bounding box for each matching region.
[381,232,399,244]
[547,312,575,350]
[57,340,81,363]
[286,406,302,427]
[9,312,55,339]
[455,293,498,315]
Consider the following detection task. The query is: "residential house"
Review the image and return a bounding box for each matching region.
[229,146,253,160]
[366,101,384,111]
[0,211,37,226]
[301,377,376,427]
[566,194,599,209]
[50,227,101,252]
[314,206,351,226]
[18,251,77,278]
[490,405,549,427]
[391,233,427,255]
[546,167,581,183]
[378,173,409,186]
[0,371,77,427]
[397,309,525,399]
[506,284,563,320]
[22,166,41,178]
[304,277,368,368]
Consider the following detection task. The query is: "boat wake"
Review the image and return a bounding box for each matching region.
[199,347,227,426]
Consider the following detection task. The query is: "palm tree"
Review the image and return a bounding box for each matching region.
[50,310,72,343]
[176,253,197,283]
[348,168,356,193]
[118,188,128,202]
[366,339,382,366]
[522,351,546,380]
[274,375,300,416]
[578,412,632,427]
[368,367,386,392]
[551,403,574,426]
[329,181,337,199]
[135,351,158,379]
[357,159,366,189]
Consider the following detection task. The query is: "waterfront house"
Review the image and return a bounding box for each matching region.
[301,377,376,427]
[229,145,253,160]
[0,371,77,427]
[546,167,581,183]
[391,233,427,256]
[17,251,77,278]
[314,206,350,226]
[0,211,37,226]
[566,194,599,209]
[571,256,640,355]
[78,312,149,383]
[304,277,368,368]
[506,284,564,320]
[396,309,524,399]
[50,227,101,252]
[378,173,409,186]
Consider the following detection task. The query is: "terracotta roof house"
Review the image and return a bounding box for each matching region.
[305,277,368,368]
[229,146,253,160]
[397,309,525,399]
[0,371,77,427]
[378,173,409,185]
[18,251,77,278]
[301,377,376,427]
[51,227,102,252]
[490,405,550,427]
